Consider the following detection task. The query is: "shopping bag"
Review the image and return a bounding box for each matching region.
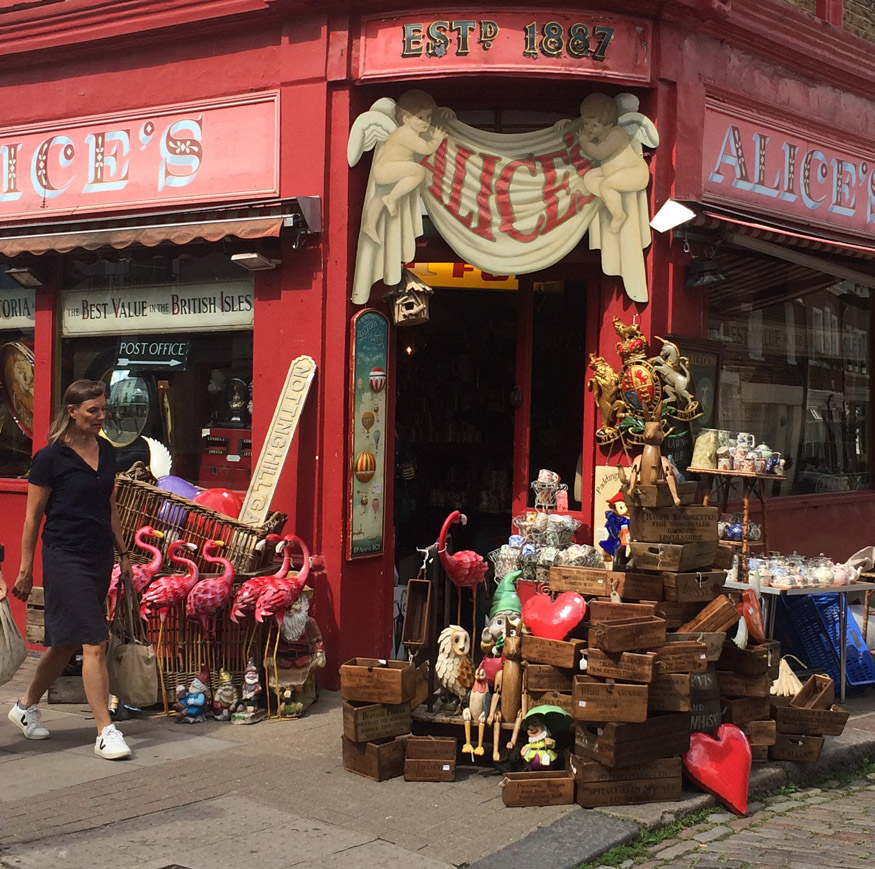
[0,598,27,687]
[106,571,158,707]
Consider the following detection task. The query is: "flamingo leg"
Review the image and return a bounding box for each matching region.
[262,623,273,720]
[456,591,461,626]
[156,619,170,715]
[244,621,257,662]
[271,621,283,718]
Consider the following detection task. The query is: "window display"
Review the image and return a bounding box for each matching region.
[0,334,34,477]
[708,280,869,496]
[61,247,253,485]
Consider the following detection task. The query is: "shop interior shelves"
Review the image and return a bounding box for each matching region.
[774,594,875,689]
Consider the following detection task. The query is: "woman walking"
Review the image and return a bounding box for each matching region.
[2,379,133,759]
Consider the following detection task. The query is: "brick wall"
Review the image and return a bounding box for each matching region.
[844,0,875,41]
[778,0,875,42]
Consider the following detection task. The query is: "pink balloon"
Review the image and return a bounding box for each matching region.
[372,498,379,514]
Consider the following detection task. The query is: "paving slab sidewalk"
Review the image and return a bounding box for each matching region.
[4,655,875,869]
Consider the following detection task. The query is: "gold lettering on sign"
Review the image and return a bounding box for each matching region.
[238,355,316,525]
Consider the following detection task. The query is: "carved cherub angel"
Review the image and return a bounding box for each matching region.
[347,91,452,304]
[576,93,659,233]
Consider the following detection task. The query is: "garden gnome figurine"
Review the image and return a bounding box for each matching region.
[178,667,209,724]
[212,668,238,721]
[232,657,265,725]
[520,714,557,770]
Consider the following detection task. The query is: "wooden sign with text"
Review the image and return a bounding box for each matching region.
[239,355,316,525]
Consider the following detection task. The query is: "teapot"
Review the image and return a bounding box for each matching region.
[832,562,861,585]
[812,561,835,587]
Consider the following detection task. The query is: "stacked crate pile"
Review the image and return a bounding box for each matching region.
[770,673,849,763]
[340,657,415,781]
[545,482,731,808]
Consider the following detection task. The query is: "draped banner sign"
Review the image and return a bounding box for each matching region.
[348,90,658,304]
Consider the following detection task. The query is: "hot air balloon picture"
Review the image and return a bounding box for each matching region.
[348,309,389,558]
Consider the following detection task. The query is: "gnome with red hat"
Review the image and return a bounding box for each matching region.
[601,490,631,570]
[177,666,210,724]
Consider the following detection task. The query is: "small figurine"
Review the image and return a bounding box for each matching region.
[462,664,490,757]
[231,658,265,725]
[600,490,631,569]
[620,400,681,506]
[212,668,239,721]
[277,590,326,671]
[435,624,474,715]
[176,668,209,724]
[279,687,304,719]
[520,714,557,770]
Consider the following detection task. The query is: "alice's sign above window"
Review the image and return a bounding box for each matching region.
[0,93,279,222]
[61,282,254,337]
[704,101,875,240]
[357,12,651,82]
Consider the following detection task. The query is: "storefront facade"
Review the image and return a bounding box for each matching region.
[1,1,873,685]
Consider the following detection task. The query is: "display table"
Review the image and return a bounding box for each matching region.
[690,467,784,561]
[725,580,875,701]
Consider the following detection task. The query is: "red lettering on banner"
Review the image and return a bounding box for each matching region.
[447,144,476,227]
[474,154,499,240]
[496,157,539,242]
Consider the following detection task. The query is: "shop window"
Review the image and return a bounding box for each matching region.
[61,248,253,487]
[708,279,870,496]
[0,330,34,478]
[0,271,34,477]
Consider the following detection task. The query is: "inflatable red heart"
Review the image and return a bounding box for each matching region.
[522,591,586,641]
[683,723,751,815]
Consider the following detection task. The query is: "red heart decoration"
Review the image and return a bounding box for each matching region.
[683,723,752,815]
[522,591,586,641]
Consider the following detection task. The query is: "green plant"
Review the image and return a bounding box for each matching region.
[574,807,714,868]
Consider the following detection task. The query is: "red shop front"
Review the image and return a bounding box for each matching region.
[0,1,873,684]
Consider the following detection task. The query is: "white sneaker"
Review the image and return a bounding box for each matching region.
[8,702,50,740]
[94,724,131,760]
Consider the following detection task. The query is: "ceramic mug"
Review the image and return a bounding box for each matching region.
[737,432,756,450]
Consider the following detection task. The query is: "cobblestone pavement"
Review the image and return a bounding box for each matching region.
[606,773,875,869]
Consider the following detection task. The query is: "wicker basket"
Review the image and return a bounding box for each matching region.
[114,468,286,578]
[145,599,266,700]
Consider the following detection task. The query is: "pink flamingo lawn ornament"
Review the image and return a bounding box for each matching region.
[230,533,290,659]
[138,540,199,712]
[186,539,234,638]
[107,525,165,619]
[438,510,488,626]
[254,534,312,718]
[229,534,287,624]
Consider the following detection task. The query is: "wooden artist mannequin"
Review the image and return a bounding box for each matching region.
[620,401,681,506]
[486,631,524,761]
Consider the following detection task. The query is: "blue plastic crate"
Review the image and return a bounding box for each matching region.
[774,594,875,688]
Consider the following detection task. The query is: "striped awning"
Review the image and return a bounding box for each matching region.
[0,197,321,258]
[691,209,875,261]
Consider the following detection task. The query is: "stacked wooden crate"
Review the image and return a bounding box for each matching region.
[716,640,779,760]
[340,657,414,781]
[544,486,736,807]
[770,674,848,762]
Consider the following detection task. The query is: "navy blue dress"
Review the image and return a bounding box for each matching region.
[29,438,116,646]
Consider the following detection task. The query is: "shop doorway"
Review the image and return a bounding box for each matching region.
[393,278,589,579]
[394,287,517,578]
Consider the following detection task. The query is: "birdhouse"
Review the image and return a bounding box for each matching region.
[384,267,433,326]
